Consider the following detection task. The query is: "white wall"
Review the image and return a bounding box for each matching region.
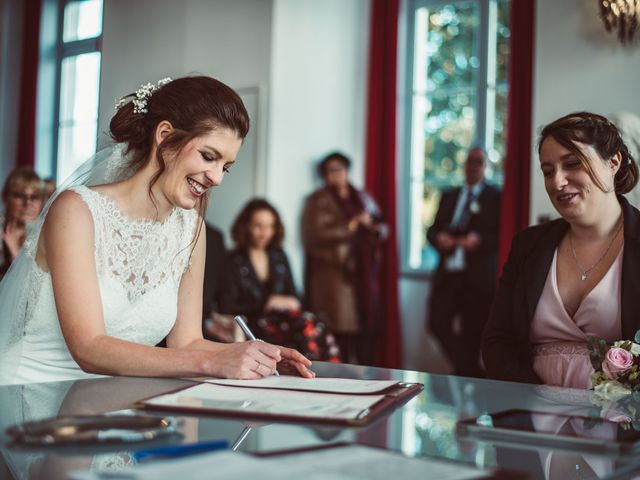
[267,0,370,287]
[529,0,640,223]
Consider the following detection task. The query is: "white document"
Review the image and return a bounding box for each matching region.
[204,376,399,394]
[71,445,490,480]
[144,383,384,420]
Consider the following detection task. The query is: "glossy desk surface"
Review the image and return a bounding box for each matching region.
[1,362,639,480]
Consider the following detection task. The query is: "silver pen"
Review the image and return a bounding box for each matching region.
[234,315,280,376]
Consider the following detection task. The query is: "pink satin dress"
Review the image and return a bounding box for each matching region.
[530,248,623,389]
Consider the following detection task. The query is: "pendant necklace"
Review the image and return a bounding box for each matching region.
[569,219,623,281]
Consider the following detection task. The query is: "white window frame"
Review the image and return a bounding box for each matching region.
[400,0,509,275]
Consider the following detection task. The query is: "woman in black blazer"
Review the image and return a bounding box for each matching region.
[482,112,640,387]
[221,198,341,361]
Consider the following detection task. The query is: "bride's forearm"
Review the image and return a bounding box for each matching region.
[73,335,214,378]
[183,337,234,352]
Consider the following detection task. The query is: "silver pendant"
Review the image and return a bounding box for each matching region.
[581,273,588,281]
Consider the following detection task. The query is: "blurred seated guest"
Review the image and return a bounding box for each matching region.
[0,168,45,279]
[302,152,387,365]
[221,198,341,361]
[482,112,639,388]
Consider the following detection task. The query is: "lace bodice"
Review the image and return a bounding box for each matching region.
[74,186,195,302]
[3,186,199,384]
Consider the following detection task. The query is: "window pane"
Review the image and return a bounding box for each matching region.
[495,0,511,85]
[490,87,508,184]
[423,91,477,183]
[421,3,480,92]
[405,0,511,272]
[57,123,98,183]
[57,52,101,182]
[63,0,103,42]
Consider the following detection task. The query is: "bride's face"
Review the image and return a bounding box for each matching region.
[160,127,242,210]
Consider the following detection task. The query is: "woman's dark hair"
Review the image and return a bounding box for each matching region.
[2,167,44,204]
[538,111,638,194]
[317,151,351,179]
[231,198,285,250]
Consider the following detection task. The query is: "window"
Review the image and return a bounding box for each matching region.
[402,0,510,273]
[37,0,103,184]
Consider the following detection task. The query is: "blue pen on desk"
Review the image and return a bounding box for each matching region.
[234,315,280,376]
[132,439,228,462]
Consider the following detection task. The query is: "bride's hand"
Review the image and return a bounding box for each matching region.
[207,340,282,379]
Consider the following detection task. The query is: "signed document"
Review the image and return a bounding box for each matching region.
[144,383,383,420]
[204,376,400,394]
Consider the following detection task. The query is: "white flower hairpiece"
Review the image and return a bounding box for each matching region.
[114,77,173,114]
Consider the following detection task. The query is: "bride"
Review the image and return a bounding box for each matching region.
[0,75,313,384]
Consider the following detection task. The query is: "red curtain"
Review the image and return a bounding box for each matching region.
[16,0,43,168]
[365,0,401,369]
[498,0,536,272]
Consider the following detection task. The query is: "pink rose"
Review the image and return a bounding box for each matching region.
[602,347,635,380]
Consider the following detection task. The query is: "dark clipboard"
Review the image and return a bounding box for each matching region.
[133,381,423,426]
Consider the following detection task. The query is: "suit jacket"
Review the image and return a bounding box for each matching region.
[220,247,298,321]
[427,183,501,291]
[482,195,640,384]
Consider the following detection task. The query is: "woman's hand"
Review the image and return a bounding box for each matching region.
[203,341,315,379]
[264,294,301,312]
[206,340,282,379]
[276,346,315,378]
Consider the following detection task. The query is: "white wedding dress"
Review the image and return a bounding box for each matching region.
[0,185,198,384]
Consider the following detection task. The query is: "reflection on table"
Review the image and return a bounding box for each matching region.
[3,362,640,479]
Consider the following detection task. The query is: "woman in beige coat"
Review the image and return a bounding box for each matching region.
[302,152,387,365]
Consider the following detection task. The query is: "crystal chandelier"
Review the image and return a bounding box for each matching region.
[600,0,640,44]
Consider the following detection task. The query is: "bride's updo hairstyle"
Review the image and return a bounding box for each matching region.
[538,111,638,195]
[110,75,249,210]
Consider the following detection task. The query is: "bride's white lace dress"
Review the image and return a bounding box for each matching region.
[1,185,198,384]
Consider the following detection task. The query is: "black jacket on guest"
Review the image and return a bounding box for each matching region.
[427,183,501,291]
[220,247,298,322]
[482,195,640,384]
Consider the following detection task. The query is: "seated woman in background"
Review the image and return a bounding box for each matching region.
[0,168,44,279]
[221,198,341,361]
[482,111,639,388]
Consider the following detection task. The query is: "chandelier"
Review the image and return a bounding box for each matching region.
[599,0,640,44]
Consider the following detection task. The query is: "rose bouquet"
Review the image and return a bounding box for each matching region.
[587,330,640,398]
[585,332,640,430]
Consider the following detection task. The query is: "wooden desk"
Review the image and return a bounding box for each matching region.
[1,362,639,479]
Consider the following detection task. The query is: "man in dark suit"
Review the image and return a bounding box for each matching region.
[426,148,501,378]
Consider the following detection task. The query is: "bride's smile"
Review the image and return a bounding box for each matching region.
[157,127,242,211]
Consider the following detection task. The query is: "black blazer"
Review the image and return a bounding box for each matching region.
[220,247,298,321]
[482,195,640,384]
[427,183,501,290]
